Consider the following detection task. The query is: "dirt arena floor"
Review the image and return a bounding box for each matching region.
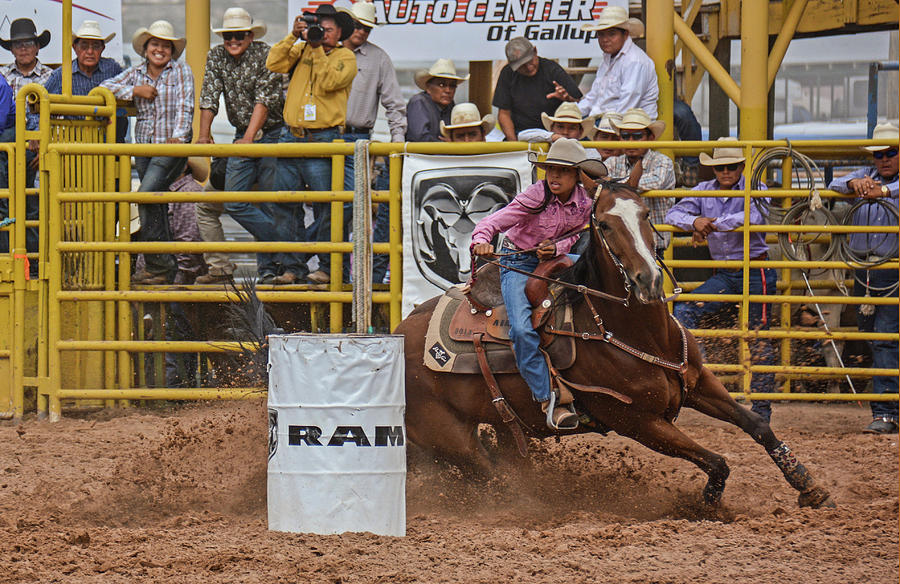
[0,400,896,583]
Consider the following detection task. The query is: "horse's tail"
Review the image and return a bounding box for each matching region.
[222,278,282,388]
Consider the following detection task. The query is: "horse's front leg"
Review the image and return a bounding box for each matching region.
[685,367,834,508]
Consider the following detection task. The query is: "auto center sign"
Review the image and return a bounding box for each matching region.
[289,0,627,61]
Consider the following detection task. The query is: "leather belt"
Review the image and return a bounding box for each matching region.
[289,125,342,138]
[721,252,768,272]
[344,125,372,135]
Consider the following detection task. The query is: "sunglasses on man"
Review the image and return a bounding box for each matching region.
[222,31,248,42]
[712,163,742,172]
[618,130,647,141]
[353,22,373,32]
[873,148,898,160]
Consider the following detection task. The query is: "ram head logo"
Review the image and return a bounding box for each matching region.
[411,168,518,288]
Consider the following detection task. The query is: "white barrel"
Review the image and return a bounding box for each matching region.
[267,334,406,536]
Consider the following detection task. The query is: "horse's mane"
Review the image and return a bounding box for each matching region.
[555,180,642,307]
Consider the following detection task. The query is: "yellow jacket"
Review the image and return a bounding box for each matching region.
[266,34,356,130]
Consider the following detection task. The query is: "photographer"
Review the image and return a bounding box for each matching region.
[265,5,356,285]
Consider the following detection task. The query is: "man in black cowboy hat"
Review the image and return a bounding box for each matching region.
[266,4,356,285]
[0,18,53,96]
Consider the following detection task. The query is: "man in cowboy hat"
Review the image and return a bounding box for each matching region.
[44,21,126,142]
[194,7,286,285]
[406,58,466,142]
[439,103,494,142]
[576,6,658,120]
[324,0,406,286]
[266,4,357,285]
[828,123,898,434]
[665,137,776,422]
[516,102,596,148]
[0,18,53,96]
[589,111,623,161]
[604,108,675,251]
[492,37,582,142]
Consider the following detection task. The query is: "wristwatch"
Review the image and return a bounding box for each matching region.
[881,185,889,196]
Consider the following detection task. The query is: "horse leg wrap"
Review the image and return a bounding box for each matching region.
[768,442,814,492]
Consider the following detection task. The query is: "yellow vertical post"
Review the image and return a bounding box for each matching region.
[330,146,345,333]
[739,0,768,140]
[185,0,210,138]
[740,143,753,398]
[62,0,72,96]
[47,150,63,421]
[388,151,402,331]
[780,155,793,392]
[646,0,674,140]
[117,156,132,395]
[468,61,493,121]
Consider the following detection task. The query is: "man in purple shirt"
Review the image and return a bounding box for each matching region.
[828,123,898,434]
[665,138,776,422]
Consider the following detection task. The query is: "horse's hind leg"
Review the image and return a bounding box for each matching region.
[623,417,731,506]
[686,367,834,508]
[407,400,494,478]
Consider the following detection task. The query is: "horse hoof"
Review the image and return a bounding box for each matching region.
[702,486,724,506]
[798,487,835,508]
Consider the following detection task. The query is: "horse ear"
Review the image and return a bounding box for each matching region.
[580,170,599,196]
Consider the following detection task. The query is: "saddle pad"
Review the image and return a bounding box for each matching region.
[424,292,576,375]
[448,303,511,342]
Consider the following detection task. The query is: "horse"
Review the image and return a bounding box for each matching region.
[395,180,834,509]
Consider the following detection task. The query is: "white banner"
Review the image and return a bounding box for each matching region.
[288,0,627,62]
[401,151,533,316]
[0,1,124,65]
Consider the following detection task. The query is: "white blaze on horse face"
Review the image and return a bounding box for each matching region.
[606,198,658,275]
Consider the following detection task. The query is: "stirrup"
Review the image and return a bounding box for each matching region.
[543,390,579,431]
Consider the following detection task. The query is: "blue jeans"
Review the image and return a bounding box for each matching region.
[272,126,341,276]
[0,126,38,264]
[673,267,778,420]
[372,160,391,284]
[224,127,281,277]
[855,269,899,421]
[134,156,186,276]
[500,250,550,403]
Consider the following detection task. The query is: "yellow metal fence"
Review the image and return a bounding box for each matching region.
[0,86,896,420]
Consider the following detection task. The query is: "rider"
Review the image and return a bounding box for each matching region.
[470,138,607,430]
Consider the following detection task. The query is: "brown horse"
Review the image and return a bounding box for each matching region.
[396,181,834,509]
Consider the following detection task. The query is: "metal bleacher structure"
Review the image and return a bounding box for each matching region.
[0,0,896,420]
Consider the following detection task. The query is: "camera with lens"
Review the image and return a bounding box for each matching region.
[301,13,324,43]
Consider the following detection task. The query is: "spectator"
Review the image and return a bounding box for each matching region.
[439,103,494,142]
[266,5,356,285]
[406,58,466,142]
[828,122,898,434]
[0,19,53,96]
[673,96,702,187]
[665,138,775,422]
[195,7,285,285]
[517,102,595,145]
[102,20,194,285]
[44,20,127,143]
[579,7,658,119]
[338,0,406,285]
[604,108,675,252]
[588,111,622,160]
[492,37,582,141]
[0,75,16,255]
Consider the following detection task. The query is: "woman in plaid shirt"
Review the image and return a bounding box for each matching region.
[102,20,194,284]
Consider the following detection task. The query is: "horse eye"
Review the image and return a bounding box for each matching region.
[598,221,611,231]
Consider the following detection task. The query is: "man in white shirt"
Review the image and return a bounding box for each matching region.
[576,7,658,119]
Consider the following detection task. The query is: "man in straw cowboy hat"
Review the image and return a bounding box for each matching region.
[440,103,494,142]
[266,3,356,285]
[492,36,582,142]
[828,123,898,434]
[102,20,194,285]
[0,18,53,96]
[44,20,126,142]
[194,7,286,285]
[665,137,776,422]
[517,102,599,157]
[604,108,675,252]
[589,111,623,161]
[328,0,406,285]
[577,6,658,120]
[472,138,608,430]
[406,58,467,142]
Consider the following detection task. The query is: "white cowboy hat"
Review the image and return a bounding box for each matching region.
[698,137,747,166]
[589,112,623,140]
[340,1,379,28]
[863,123,899,152]
[610,108,666,140]
[414,58,469,91]
[212,7,266,39]
[541,102,595,137]
[527,138,609,179]
[581,6,645,38]
[74,20,115,44]
[439,103,495,138]
[132,20,186,60]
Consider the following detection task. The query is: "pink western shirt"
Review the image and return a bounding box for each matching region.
[470,180,592,255]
